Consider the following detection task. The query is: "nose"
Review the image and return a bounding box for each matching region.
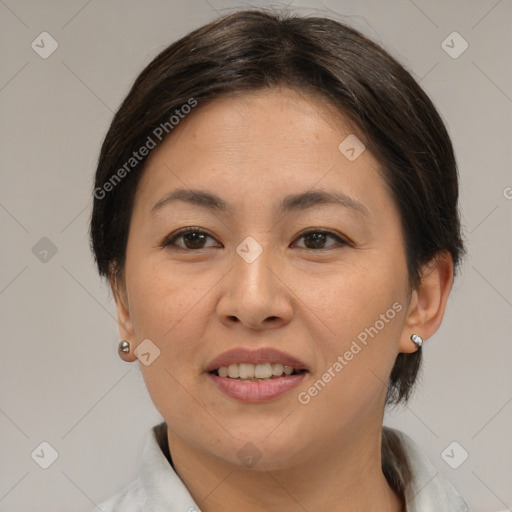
[216,247,294,332]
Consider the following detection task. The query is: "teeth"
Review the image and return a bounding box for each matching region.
[271,363,284,376]
[254,363,272,379]
[283,365,293,375]
[215,362,302,379]
[239,363,255,379]
[228,364,239,379]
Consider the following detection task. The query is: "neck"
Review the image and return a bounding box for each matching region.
[167,425,404,512]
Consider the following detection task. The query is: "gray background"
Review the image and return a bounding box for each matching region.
[0,0,511,511]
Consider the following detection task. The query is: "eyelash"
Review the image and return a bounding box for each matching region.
[161,227,351,251]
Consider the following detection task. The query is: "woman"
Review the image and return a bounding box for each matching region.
[90,9,468,511]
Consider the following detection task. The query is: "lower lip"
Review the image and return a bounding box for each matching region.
[208,372,307,403]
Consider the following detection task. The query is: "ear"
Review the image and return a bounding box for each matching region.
[398,251,454,354]
[109,269,137,362]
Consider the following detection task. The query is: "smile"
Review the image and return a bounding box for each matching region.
[205,347,309,403]
[213,362,304,380]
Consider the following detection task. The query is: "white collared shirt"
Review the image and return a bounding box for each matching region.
[91,423,469,511]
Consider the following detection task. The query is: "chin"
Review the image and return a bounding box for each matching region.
[214,432,308,472]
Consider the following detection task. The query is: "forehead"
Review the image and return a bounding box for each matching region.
[135,87,390,218]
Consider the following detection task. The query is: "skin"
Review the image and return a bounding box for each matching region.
[112,87,453,512]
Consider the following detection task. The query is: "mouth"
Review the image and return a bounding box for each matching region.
[206,348,309,403]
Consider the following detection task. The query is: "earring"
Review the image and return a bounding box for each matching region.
[118,340,130,355]
[410,334,423,348]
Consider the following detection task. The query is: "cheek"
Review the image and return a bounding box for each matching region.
[306,257,406,335]
[124,254,220,383]
[307,258,407,389]
[124,258,212,421]
[126,254,201,336]
[296,291,404,436]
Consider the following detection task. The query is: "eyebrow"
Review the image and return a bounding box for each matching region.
[150,188,370,217]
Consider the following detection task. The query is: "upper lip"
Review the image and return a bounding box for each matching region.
[206,347,309,373]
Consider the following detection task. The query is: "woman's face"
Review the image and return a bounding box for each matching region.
[115,87,418,470]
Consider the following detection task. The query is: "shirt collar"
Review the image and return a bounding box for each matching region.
[138,423,200,511]
[389,427,469,511]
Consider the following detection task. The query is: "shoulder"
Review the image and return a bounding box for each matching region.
[384,426,469,512]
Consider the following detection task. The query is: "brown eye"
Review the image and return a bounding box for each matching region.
[294,230,348,250]
[162,228,220,250]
